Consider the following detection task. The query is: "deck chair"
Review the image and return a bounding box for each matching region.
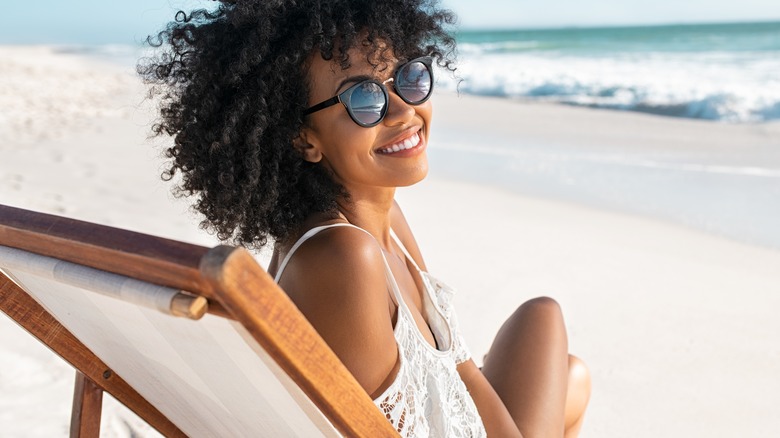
[0,204,398,437]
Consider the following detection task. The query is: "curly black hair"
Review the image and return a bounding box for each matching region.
[139,0,457,248]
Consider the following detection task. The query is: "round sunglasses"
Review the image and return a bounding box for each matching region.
[303,57,434,127]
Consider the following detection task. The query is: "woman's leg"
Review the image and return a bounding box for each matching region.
[564,355,591,438]
[481,297,590,438]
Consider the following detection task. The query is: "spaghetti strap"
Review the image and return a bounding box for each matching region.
[273,223,372,283]
[389,228,422,272]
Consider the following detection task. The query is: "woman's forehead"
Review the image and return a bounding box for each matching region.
[307,45,401,85]
[317,43,399,70]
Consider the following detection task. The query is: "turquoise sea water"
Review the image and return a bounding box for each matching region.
[446,21,780,122]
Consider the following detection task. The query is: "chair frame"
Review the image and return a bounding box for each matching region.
[0,204,398,437]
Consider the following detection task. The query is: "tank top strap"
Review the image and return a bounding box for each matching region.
[389,228,422,272]
[273,223,373,283]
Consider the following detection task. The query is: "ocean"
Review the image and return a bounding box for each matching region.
[444,21,780,123]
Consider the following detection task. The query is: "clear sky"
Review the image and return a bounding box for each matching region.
[445,0,780,29]
[3,0,780,44]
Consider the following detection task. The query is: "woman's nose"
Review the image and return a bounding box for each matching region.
[382,87,416,126]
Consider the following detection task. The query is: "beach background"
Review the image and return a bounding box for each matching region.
[2,1,780,436]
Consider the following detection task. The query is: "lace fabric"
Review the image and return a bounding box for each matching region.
[373,270,486,437]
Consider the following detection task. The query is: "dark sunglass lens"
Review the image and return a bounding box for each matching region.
[348,81,386,125]
[396,60,432,103]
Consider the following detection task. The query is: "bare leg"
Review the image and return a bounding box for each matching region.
[564,355,591,438]
[481,297,569,437]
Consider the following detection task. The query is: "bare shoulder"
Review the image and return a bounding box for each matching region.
[281,225,387,296]
[278,225,398,397]
[390,199,427,271]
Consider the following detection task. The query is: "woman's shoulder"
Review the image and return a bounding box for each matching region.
[280,222,388,300]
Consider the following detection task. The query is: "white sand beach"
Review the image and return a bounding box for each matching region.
[1,46,779,437]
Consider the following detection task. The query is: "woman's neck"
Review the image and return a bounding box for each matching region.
[336,186,396,249]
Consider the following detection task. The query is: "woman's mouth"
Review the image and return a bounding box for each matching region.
[377,131,422,155]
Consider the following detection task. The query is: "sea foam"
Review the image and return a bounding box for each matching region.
[447,23,780,123]
[438,51,780,122]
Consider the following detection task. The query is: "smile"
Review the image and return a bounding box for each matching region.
[377,131,422,155]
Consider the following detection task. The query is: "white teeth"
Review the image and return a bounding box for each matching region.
[380,132,421,154]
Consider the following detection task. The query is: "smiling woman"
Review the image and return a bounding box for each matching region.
[139,1,589,436]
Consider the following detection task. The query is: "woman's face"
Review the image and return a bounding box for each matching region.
[297,46,432,194]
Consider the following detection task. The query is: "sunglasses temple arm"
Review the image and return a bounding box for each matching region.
[303,96,340,115]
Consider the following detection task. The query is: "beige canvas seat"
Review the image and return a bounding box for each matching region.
[0,204,398,437]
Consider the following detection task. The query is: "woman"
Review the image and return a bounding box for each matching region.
[141,1,590,436]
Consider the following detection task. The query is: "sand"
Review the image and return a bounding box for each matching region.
[1,46,779,437]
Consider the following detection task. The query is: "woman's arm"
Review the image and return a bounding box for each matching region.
[458,359,523,437]
[278,226,400,398]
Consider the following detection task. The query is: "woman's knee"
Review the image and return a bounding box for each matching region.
[514,296,564,326]
[568,355,590,384]
[491,296,567,348]
[520,296,562,314]
[566,354,592,412]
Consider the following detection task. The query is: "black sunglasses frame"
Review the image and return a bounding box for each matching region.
[302,56,434,128]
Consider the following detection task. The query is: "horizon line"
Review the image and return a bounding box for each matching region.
[457,18,780,32]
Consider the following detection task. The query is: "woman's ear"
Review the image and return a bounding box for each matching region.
[292,130,323,163]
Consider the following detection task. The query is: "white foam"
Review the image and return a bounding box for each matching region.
[439,50,780,122]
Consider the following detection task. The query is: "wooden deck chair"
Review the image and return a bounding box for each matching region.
[0,204,398,437]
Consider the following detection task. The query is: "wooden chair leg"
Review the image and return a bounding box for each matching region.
[70,371,103,438]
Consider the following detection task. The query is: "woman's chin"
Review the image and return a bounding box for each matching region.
[396,165,429,187]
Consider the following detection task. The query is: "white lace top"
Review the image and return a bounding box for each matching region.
[274,223,486,437]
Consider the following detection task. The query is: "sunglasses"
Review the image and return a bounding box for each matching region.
[303,56,434,127]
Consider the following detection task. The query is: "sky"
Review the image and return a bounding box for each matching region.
[446,0,780,29]
[2,0,780,44]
